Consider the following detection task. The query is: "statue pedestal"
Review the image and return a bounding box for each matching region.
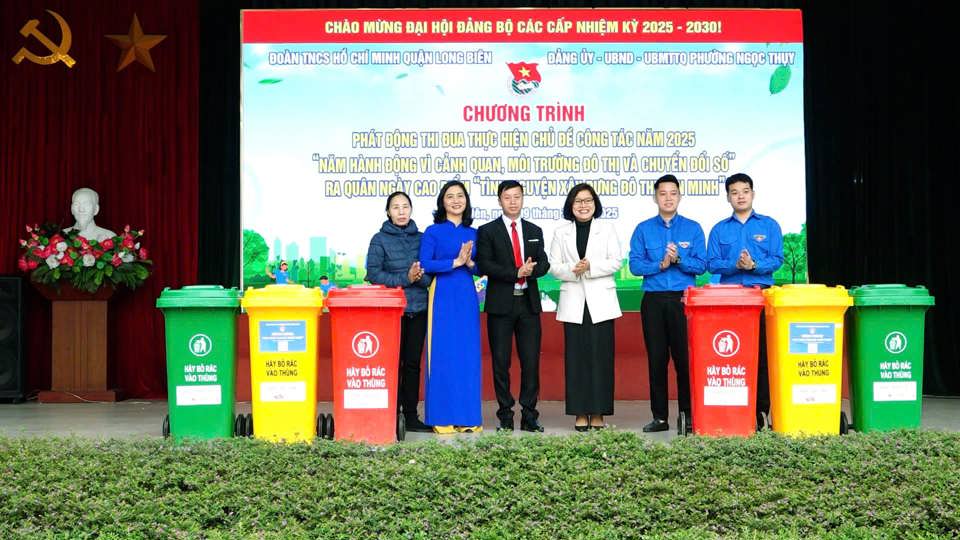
[34,285,122,403]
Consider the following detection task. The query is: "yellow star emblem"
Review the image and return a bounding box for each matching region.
[105,14,166,72]
[518,67,530,77]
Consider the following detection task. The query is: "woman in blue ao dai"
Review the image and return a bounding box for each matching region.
[418,180,483,433]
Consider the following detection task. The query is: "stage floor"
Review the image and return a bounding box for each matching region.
[2,398,958,441]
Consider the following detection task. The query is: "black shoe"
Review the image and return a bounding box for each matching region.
[642,419,669,433]
[520,419,544,432]
[589,415,607,430]
[497,419,514,432]
[405,416,433,433]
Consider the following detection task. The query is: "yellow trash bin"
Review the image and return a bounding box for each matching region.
[763,284,853,436]
[242,285,324,442]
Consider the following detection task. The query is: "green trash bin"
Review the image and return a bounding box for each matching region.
[847,284,935,432]
[156,285,243,440]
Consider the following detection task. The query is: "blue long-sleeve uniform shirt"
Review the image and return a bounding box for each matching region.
[706,211,783,287]
[629,213,707,291]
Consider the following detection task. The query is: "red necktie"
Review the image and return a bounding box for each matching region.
[511,221,525,286]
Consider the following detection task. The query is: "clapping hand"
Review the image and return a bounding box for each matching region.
[660,242,678,270]
[407,261,424,283]
[517,257,537,278]
[453,241,474,268]
[736,249,756,270]
[573,258,590,277]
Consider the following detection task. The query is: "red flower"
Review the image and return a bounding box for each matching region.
[18,221,150,291]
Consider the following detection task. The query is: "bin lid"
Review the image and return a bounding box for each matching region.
[849,284,935,307]
[156,285,241,309]
[240,284,324,309]
[325,285,407,309]
[763,284,853,307]
[683,284,765,306]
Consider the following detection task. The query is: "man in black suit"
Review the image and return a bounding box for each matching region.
[477,180,550,432]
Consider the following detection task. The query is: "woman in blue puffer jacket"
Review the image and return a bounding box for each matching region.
[365,191,433,432]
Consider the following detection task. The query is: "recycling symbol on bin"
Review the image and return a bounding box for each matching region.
[352,331,380,359]
[884,331,907,354]
[188,334,212,357]
[712,330,740,358]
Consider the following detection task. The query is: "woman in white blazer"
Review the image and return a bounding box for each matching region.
[549,183,623,431]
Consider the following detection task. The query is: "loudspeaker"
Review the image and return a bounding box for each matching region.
[0,276,25,401]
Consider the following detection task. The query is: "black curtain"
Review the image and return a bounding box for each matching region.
[199,0,959,395]
[802,1,958,395]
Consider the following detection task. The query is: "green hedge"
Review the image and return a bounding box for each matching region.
[2,430,958,539]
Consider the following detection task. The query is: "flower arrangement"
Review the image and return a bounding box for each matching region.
[18,223,152,293]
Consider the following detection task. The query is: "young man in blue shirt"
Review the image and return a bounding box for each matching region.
[629,175,707,433]
[706,173,784,424]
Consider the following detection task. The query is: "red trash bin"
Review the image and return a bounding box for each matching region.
[683,284,765,436]
[325,285,407,444]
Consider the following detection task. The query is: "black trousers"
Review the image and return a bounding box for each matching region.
[757,308,770,416]
[397,311,427,417]
[641,291,691,421]
[487,293,541,423]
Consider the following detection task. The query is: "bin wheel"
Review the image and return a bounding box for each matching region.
[677,411,688,437]
[162,414,170,438]
[325,414,335,440]
[234,414,245,437]
[245,413,254,437]
[840,411,849,435]
[316,414,325,439]
[397,413,406,441]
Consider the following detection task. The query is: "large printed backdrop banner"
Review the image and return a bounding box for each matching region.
[239,8,807,306]
[0,1,199,397]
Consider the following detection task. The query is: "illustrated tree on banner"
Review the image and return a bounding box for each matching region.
[243,229,269,285]
[779,224,808,284]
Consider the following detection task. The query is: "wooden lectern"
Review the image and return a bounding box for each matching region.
[35,285,120,402]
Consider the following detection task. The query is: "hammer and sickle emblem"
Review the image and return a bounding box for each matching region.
[11,9,75,68]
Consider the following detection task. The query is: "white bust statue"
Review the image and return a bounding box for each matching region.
[65,188,116,242]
